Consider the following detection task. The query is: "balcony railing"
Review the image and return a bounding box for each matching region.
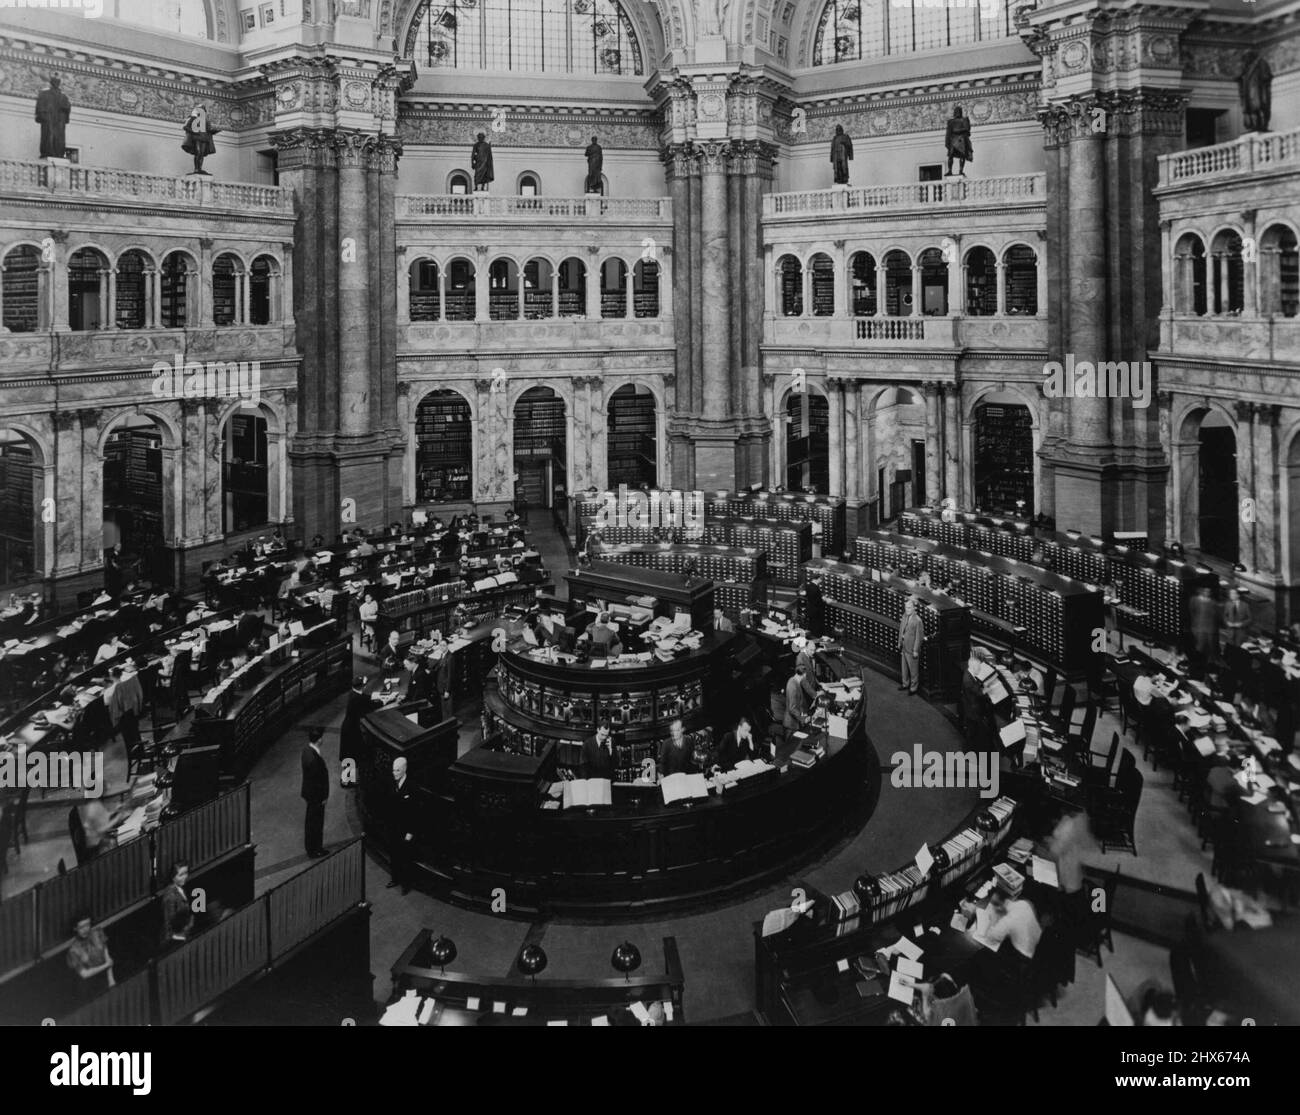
[856,318,926,341]
[1158,127,1300,188]
[398,194,671,220]
[764,174,1046,219]
[0,158,293,214]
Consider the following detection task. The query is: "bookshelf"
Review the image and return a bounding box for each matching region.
[785,394,829,493]
[416,392,472,504]
[0,441,35,587]
[973,404,1033,513]
[514,393,567,507]
[1,249,39,333]
[607,390,656,488]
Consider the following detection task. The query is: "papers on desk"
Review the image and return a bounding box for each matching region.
[1180,710,1212,730]
[1030,855,1060,889]
[970,659,993,683]
[984,676,1010,706]
[1191,736,1216,757]
[887,971,915,1006]
[950,910,971,932]
[1240,791,1268,806]
[547,1020,568,1026]
[970,905,999,951]
[999,720,1026,748]
[591,1015,610,1027]
[561,778,612,810]
[890,936,924,962]
[897,956,923,980]
[661,772,709,805]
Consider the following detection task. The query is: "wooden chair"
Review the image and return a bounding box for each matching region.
[1077,864,1120,965]
[1041,667,1058,713]
[1097,768,1142,855]
[1056,685,1077,733]
[1067,703,1098,761]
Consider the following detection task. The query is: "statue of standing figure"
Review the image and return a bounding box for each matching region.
[472,132,494,192]
[584,135,603,194]
[35,75,71,159]
[830,124,853,186]
[1240,50,1273,133]
[945,104,973,177]
[182,105,222,175]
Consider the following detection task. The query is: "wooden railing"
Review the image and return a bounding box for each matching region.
[764,174,1045,218]
[157,899,267,1026]
[267,838,365,957]
[399,194,671,220]
[0,159,293,214]
[62,839,367,1025]
[58,967,152,1027]
[0,783,251,982]
[36,837,153,955]
[1159,127,1300,187]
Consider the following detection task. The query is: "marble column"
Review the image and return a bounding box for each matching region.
[910,261,921,317]
[994,258,1006,316]
[699,140,731,420]
[828,379,844,498]
[1236,401,1258,571]
[475,248,491,323]
[844,381,861,505]
[946,242,962,315]
[1253,404,1278,576]
[586,249,602,319]
[78,408,103,573]
[103,269,115,330]
[923,382,942,503]
[943,384,961,506]
[875,259,887,316]
[49,237,68,332]
[52,410,84,579]
[1065,124,1109,449]
[336,132,376,436]
[199,239,215,327]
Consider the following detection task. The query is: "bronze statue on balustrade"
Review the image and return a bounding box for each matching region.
[183,106,222,175]
[830,124,853,185]
[35,76,71,160]
[1240,51,1272,133]
[945,104,973,177]
[472,132,494,192]
[585,135,604,194]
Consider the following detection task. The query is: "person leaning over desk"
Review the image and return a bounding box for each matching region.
[716,715,766,769]
[784,664,813,731]
[658,719,691,778]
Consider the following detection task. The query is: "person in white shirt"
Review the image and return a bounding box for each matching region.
[358,593,379,650]
[94,636,124,664]
[961,890,1042,962]
[1132,672,1156,706]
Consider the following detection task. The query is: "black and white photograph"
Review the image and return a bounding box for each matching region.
[0,0,1296,1086]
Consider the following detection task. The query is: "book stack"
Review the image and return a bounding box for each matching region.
[866,866,927,923]
[1007,837,1034,866]
[992,862,1025,897]
[938,827,984,884]
[831,889,860,920]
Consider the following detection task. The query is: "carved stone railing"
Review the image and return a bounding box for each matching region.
[398,194,672,220]
[764,174,1046,218]
[0,159,293,214]
[1158,128,1300,188]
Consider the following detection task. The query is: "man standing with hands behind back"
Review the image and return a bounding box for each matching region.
[387,757,417,895]
[301,726,329,858]
[898,596,924,696]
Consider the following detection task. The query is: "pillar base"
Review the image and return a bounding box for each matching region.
[669,416,769,491]
[290,431,405,539]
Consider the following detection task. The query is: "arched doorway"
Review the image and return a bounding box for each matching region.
[607,384,657,488]
[865,387,927,523]
[514,386,567,513]
[785,390,829,492]
[1287,430,1300,612]
[415,389,473,504]
[103,416,166,585]
[223,410,269,533]
[973,398,1034,514]
[0,428,39,589]
[1197,409,1239,564]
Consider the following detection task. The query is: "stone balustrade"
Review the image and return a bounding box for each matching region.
[1158,127,1300,189]
[763,174,1046,219]
[398,194,672,221]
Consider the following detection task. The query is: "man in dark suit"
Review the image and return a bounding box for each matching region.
[588,613,622,657]
[582,721,617,780]
[717,716,765,769]
[386,756,416,894]
[784,665,811,731]
[300,726,329,858]
[711,607,734,633]
[898,596,925,695]
[802,576,825,636]
[339,675,380,786]
[796,639,820,699]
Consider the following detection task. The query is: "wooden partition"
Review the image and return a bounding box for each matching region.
[155,782,251,877]
[36,837,153,955]
[267,838,365,957]
[0,889,36,975]
[59,967,152,1027]
[157,899,268,1026]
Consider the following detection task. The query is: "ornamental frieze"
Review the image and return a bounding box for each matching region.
[788,84,1039,144]
[397,111,660,150]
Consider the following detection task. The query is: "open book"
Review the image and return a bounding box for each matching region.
[561,778,612,810]
[661,772,710,805]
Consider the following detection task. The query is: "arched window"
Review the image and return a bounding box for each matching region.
[883,249,912,316]
[2,245,41,333]
[514,386,567,510]
[410,259,440,321]
[918,247,948,315]
[1260,224,1298,318]
[445,257,476,321]
[69,247,109,331]
[0,428,38,589]
[1003,244,1038,315]
[160,251,194,328]
[607,383,656,487]
[416,389,473,503]
[249,255,278,325]
[212,252,244,325]
[524,258,554,318]
[850,251,877,316]
[557,256,586,317]
[1173,233,1207,315]
[1210,230,1244,315]
[102,417,166,585]
[601,257,628,318]
[778,255,803,316]
[786,390,829,492]
[101,0,211,39]
[809,253,835,316]
[223,411,268,533]
[633,259,659,318]
[489,257,520,319]
[421,0,643,75]
[518,172,541,196]
[115,250,151,330]
[813,0,1017,66]
[964,246,996,316]
[448,171,472,195]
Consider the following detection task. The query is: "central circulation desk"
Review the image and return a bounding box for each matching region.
[365,579,873,918]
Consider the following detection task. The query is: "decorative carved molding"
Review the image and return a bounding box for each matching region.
[660,142,700,180]
[697,139,731,174]
[333,130,379,169]
[77,408,102,430]
[54,409,79,432]
[395,382,410,397]
[473,377,493,393]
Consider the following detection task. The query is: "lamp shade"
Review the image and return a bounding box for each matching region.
[611,941,641,978]
[517,943,548,978]
[429,935,457,970]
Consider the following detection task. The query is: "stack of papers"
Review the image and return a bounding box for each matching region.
[1030,855,1060,888]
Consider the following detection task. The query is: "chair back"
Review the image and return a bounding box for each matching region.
[1058,685,1076,726]
[1116,747,1136,781]
[1041,668,1057,710]
[68,806,89,866]
[1194,873,1214,930]
[1078,703,1098,749]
